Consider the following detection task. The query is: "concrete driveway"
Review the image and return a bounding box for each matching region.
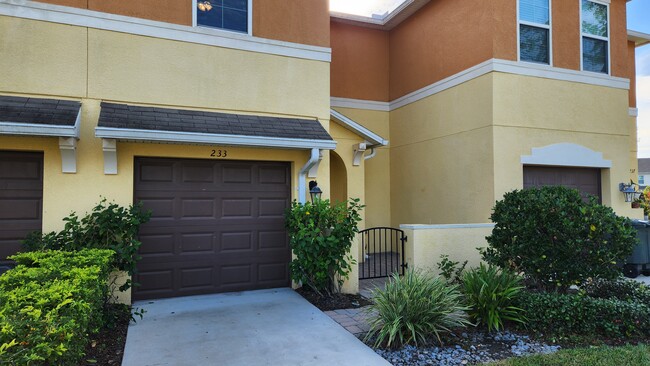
[121,288,390,366]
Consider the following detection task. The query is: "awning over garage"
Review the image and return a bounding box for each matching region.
[95,102,336,150]
[0,95,81,173]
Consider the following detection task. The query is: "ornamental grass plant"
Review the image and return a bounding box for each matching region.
[365,270,470,349]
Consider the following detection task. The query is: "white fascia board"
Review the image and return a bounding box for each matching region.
[329,109,388,147]
[0,121,78,137]
[0,1,331,63]
[628,30,650,47]
[330,0,431,30]
[94,127,337,150]
[330,97,390,112]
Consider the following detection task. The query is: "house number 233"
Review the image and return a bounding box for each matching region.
[210,149,227,158]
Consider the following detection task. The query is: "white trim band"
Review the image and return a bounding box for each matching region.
[0,0,331,63]
[330,97,390,112]
[332,59,630,112]
[400,223,495,230]
[521,143,612,168]
[630,108,639,117]
[95,127,337,150]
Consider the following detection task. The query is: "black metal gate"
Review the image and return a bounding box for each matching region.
[359,227,407,280]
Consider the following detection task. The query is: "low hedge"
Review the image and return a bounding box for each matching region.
[0,249,114,365]
[515,291,650,338]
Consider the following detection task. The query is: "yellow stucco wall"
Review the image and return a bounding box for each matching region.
[0,16,330,121]
[329,122,368,294]
[389,72,638,226]
[402,224,492,275]
[389,74,496,226]
[491,72,639,219]
[331,107,391,229]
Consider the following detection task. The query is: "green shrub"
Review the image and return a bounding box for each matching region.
[0,249,114,365]
[581,277,650,303]
[23,199,151,291]
[514,291,650,338]
[462,264,525,332]
[285,198,363,297]
[484,186,637,292]
[365,270,470,348]
[437,254,467,285]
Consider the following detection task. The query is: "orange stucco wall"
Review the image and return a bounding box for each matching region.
[552,0,580,70]
[628,41,637,108]
[330,22,390,102]
[388,0,517,100]
[34,0,329,47]
[253,0,329,47]
[609,0,628,78]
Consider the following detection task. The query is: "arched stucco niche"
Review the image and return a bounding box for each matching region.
[330,150,348,205]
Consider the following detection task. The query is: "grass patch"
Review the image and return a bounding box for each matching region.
[491,344,650,366]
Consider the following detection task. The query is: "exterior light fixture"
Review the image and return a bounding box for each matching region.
[309,180,322,203]
[619,182,638,202]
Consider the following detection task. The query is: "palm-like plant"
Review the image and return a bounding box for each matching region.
[462,263,526,332]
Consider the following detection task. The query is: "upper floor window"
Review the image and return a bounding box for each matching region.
[581,0,609,74]
[640,175,645,185]
[196,0,249,34]
[519,0,551,65]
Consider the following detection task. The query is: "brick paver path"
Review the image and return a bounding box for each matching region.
[324,307,373,336]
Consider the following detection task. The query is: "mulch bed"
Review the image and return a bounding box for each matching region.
[80,305,131,365]
[295,287,373,311]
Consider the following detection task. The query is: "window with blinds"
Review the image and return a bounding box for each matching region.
[581,0,609,74]
[519,0,551,65]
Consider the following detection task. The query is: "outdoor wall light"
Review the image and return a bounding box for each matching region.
[619,182,638,202]
[309,180,322,203]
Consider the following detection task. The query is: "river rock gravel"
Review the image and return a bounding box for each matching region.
[373,330,560,365]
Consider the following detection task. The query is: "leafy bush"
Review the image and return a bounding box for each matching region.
[581,277,650,303]
[514,291,650,338]
[285,198,363,297]
[462,264,525,332]
[0,249,114,365]
[437,254,467,285]
[484,186,637,292]
[23,199,151,290]
[365,270,470,348]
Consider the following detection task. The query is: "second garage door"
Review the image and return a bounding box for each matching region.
[523,166,601,202]
[133,158,291,300]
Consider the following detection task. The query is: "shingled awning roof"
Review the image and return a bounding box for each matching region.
[0,95,81,137]
[95,102,336,150]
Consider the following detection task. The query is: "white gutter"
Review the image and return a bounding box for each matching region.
[95,127,337,150]
[298,148,322,203]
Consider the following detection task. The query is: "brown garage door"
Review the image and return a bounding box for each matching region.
[133,158,291,300]
[0,151,43,265]
[523,166,601,202]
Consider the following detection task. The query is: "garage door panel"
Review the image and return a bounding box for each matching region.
[220,231,253,252]
[0,151,43,264]
[138,233,175,256]
[523,166,601,202]
[181,198,215,218]
[134,158,290,300]
[221,165,253,183]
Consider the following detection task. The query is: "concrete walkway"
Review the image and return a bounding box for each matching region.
[121,288,390,366]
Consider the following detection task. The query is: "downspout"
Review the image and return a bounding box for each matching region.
[298,148,321,203]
